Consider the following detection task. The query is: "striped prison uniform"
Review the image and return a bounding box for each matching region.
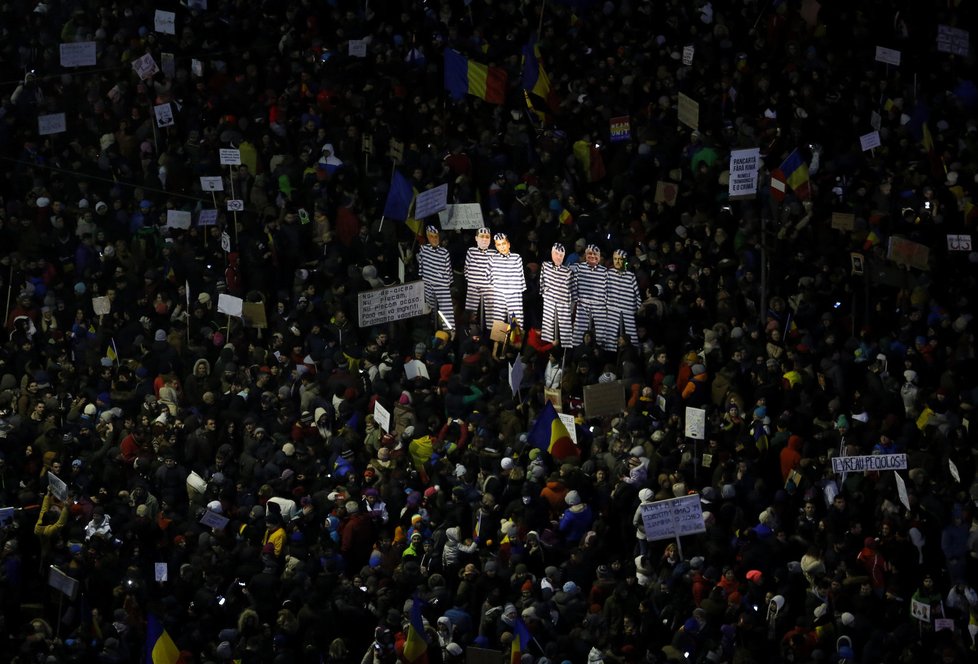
[571,262,615,350]
[539,261,575,345]
[607,268,641,346]
[486,251,526,326]
[464,246,496,325]
[418,244,455,329]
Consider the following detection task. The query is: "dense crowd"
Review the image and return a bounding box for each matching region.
[1,1,978,663]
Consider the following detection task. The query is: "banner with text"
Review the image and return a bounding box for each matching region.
[357,280,427,327]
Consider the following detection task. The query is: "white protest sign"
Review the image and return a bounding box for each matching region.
[38,113,67,136]
[895,472,910,511]
[226,199,244,211]
[937,25,969,56]
[200,176,224,192]
[682,45,694,66]
[131,53,159,80]
[199,509,230,530]
[910,598,930,622]
[154,103,175,128]
[947,234,972,252]
[217,293,243,318]
[403,359,429,381]
[684,406,706,440]
[373,401,392,433]
[154,10,176,35]
[677,92,699,130]
[91,296,111,316]
[47,472,68,501]
[859,131,881,152]
[198,209,218,226]
[934,618,954,632]
[219,148,241,165]
[48,566,79,600]
[349,39,367,57]
[728,147,760,197]
[160,52,176,79]
[949,458,961,483]
[60,42,96,67]
[871,110,882,131]
[640,494,706,542]
[155,562,168,582]
[875,46,901,66]
[831,454,907,474]
[357,280,427,327]
[509,359,525,396]
[166,210,192,229]
[414,183,449,219]
[438,203,485,230]
[558,413,578,445]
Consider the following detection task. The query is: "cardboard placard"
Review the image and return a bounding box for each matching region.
[154,10,176,35]
[677,92,699,130]
[558,413,577,444]
[831,212,855,231]
[934,618,954,632]
[217,293,243,318]
[583,380,625,419]
[874,46,901,66]
[60,42,96,67]
[152,103,174,128]
[197,209,218,226]
[241,301,266,328]
[489,320,509,343]
[165,210,192,229]
[349,39,367,58]
[403,359,429,381]
[684,406,706,440]
[544,388,562,412]
[859,131,881,152]
[199,175,223,192]
[357,280,427,327]
[654,180,678,206]
[218,148,241,166]
[373,401,392,433]
[947,234,972,252]
[887,236,930,271]
[640,494,706,541]
[414,183,449,219]
[91,296,111,316]
[131,53,159,80]
[682,45,694,66]
[438,204,485,230]
[38,113,67,136]
[199,509,229,530]
[47,472,68,501]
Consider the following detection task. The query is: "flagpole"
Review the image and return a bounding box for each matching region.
[538,0,547,41]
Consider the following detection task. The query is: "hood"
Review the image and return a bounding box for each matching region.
[193,358,211,375]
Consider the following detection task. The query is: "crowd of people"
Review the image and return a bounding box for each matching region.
[1,0,978,662]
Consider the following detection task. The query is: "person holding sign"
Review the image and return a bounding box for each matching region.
[571,244,613,350]
[417,225,455,330]
[540,242,575,345]
[463,227,496,327]
[486,232,526,327]
[606,249,641,348]
[34,486,69,561]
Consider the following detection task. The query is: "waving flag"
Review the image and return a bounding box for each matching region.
[522,39,558,112]
[444,49,507,105]
[383,170,422,234]
[511,617,532,664]
[146,614,181,664]
[779,149,810,200]
[528,401,579,460]
[403,596,428,663]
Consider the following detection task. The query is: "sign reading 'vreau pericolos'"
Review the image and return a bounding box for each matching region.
[831,453,907,474]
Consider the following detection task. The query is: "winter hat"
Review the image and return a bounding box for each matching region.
[501,457,514,470]
[282,443,295,457]
[154,329,167,342]
[639,488,654,502]
[565,490,582,506]
[746,570,763,583]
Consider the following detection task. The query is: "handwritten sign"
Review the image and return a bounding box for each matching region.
[48,472,68,501]
[38,113,67,136]
[199,509,230,530]
[154,103,175,128]
[874,46,901,66]
[437,203,484,230]
[349,39,367,58]
[200,176,224,192]
[217,293,243,318]
[887,236,930,271]
[831,454,907,474]
[60,42,96,67]
[166,210,192,229]
[641,494,706,542]
[682,45,694,66]
[684,406,706,440]
[937,25,969,56]
[831,212,856,231]
[154,10,176,35]
[678,92,699,130]
[728,148,760,197]
[219,148,241,165]
[583,380,625,418]
[373,401,391,433]
[859,131,881,152]
[197,209,218,226]
[131,53,159,80]
[414,183,449,219]
[357,280,427,327]
[609,116,631,142]
[558,413,577,444]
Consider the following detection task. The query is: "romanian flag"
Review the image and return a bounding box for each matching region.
[779,149,810,201]
[511,618,532,664]
[558,208,573,225]
[403,596,428,664]
[770,167,787,202]
[528,401,579,461]
[522,39,558,112]
[146,614,181,664]
[383,170,422,234]
[444,49,507,105]
[106,338,119,365]
[573,140,606,183]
